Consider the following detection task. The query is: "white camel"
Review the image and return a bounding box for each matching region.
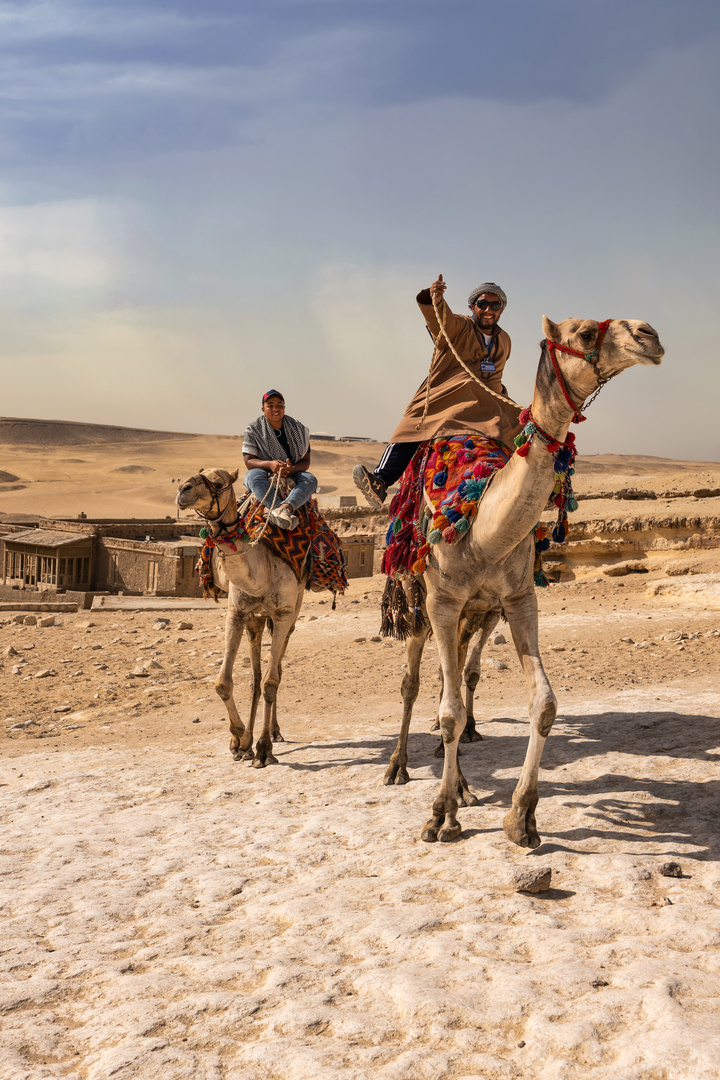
[176,468,305,766]
[384,316,664,846]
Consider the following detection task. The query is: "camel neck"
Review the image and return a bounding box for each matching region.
[468,434,557,564]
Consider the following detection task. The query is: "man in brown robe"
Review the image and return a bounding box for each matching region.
[353,276,523,509]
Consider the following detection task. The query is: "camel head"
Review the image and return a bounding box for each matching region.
[538,317,664,422]
[176,468,239,513]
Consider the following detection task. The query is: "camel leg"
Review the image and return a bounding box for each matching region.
[384,629,429,786]
[252,619,295,768]
[433,642,469,757]
[502,593,557,849]
[215,606,246,758]
[233,618,264,760]
[421,597,472,843]
[461,611,500,743]
[270,685,284,743]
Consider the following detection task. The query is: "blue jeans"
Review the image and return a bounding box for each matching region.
[243,468,318,512]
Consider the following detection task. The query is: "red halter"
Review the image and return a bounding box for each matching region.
[545,319,612,424]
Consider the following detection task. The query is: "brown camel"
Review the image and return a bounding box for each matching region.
[176,468,305,766]
[383,316,664,846]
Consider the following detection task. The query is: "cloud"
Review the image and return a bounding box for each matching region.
[0,198,125,290]
[2,0,719,170]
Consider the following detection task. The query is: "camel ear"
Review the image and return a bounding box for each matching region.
[542,316,560,342]
[229,468,239,483]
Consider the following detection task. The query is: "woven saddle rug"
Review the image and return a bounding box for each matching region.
[381,435,514,578]
[242,496,348,597]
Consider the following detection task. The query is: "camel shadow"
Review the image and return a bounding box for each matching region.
[415,709,720,861]
[277,736,397,772]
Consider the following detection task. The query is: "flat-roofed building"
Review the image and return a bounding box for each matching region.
[2,529,94,591]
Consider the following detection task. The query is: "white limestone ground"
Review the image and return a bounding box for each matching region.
[1,685,719,1080]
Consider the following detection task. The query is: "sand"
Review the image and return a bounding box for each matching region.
[1,420,720,1078]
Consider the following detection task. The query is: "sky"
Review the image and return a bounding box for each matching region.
[0,0,719,459]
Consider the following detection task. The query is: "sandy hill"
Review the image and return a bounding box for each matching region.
[0,416,718,522]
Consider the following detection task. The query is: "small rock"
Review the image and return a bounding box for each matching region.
[5,646,19,657]
[25,780,51,792]
[152,619,170,630]
[486,658,509,671]
[23,614,37,626]
[130,667,149,678]
[512,866,552,893]
[241,656,251,667]
[11,665,23,675]
[548,645,565,652]
[177,621,194,630]
[192,717,200,723]
[490,632,507,644]
[144,659,163,670]
[370,636,381,642]
[91,643,103,651]
[34,669,56,679]
[659,861,683,878]
[662,630,685,642]
[620,637,635,644]
[53,706,72,714]
[308,616,318,622]
[604,561,649,577]
[354,637,367,643]
[9,719,39,730]
[37,616,57,628]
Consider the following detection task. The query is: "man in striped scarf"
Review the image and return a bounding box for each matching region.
[242,390,317,530]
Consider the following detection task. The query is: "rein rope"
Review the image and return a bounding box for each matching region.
[416,295,522,429]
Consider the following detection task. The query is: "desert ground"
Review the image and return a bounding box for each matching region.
[1,420,720,1079]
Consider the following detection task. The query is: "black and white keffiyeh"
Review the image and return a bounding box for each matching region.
[242,414,310,465]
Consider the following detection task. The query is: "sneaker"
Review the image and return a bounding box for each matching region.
[353,464,387,510]
[269,505,299,530]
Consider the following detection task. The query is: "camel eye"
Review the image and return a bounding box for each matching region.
[578,330,595,345]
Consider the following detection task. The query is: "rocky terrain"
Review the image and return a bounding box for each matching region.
[1,419,719,1079]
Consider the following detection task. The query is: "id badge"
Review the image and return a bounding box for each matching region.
[480,361,496,373]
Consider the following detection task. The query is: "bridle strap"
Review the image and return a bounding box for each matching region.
[545,320,611,424]
[192,473,237,530]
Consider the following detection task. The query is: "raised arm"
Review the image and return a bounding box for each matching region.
[416,274,468,341]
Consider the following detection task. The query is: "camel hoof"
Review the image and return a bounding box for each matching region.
[459,791,480,807]
[383,762,409,786]
[272,732,285,743]
[438,823,462,843]
[252,752,278,769]
[241,748,254,761]
[421,825,439,843]
[503,810,541,849]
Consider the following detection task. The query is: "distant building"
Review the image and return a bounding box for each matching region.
[337,436,374,443]
[310,432,336,441]
[0,514,375,604]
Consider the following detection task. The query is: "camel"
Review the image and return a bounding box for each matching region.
[176,468,306,766]
[383,316,664,846]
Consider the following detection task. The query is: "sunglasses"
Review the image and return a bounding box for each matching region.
[473,300,502,312]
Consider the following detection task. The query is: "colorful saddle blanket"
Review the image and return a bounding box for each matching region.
[381,435,513,578]
[198,497,347,601]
